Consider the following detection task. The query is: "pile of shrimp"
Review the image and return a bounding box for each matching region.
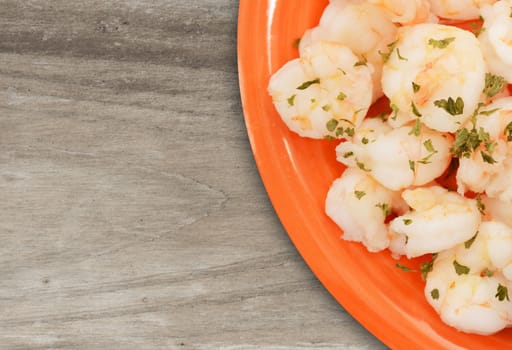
[268,0,512,335]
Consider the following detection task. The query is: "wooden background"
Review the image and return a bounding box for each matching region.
[0,1,387,349]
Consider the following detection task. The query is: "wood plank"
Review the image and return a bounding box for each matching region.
[0,1,386,349]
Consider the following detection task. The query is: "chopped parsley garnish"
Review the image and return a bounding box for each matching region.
[420,255,437,280]
[287,94,296,106]
[464,232,478,249]
[424,139,436,153]
[343,151,354,158]
[326,119,339,132]
[297,78,320,90]
[361,137,369,144]
[505,122,512,141]
[481,268,494,277]
[476,194,486,215]
[379,40,398,63]
[434,97,464,116]
[496,284,510,301]
[345,127,355,137]
[409,160,416,173]
[452,127,477,158]
[390,103,399,120]
[354,190,366,200]
[412,82,420,93]
[451,122,495,160]
[354,55,368,67]
[409,119,422,136]
[322,104,331,112]
[479,108,501,116]
[484,73,507,98]
[453,260,470,275]
[481,151,497,164]
[375,202,391,217]
[430,289,440,300]
[337,92,347,101]
[411,102,422,117]
[403,219,413,225]
[293,38,301,48]
[396,48,408,61]
[428,37,455,49]
[395,263,415,272]
[356,158,371,172]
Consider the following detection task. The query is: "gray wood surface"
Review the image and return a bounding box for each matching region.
[0,1,387,349]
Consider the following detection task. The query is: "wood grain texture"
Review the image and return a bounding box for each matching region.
[0,1,387,349]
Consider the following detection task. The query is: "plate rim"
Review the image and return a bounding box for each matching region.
[236,1,511,348]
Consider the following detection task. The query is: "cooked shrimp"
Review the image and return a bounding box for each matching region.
[480,221,512,281]
[429,0,497,20]
[483,196,512,227]
[336,118,453,191]
[456,98,512,194]
[424,226,512,335]
[369,0,437,25]
[325,167,407,252]
[268,41,373,139]
[381,23,486,132]
[486,157,512,201]
[389,186,481,257]
[479,0,512,83]
[299,1,398,102]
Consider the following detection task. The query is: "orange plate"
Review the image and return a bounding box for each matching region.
[237,1,512,349]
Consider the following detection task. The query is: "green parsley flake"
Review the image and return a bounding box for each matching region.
[356,158,371,172]
[451,126,493,159]
[464,232,478,249]
[409,160,416,173]
[354,55,368,67]
[423,139,436,153]
[390,103,399,120]
[287,94,296,106]
[411,102,422,117]
[409,119,422,136]
[476,194,486,215]
[431,288,440,300]
[479,108,501,116]
[361,137,369,144]
[412,82,420,93]
[354,190,366,200]
[434,97,464,116]
[343,151,354,158]
[453,260,470,275]
[428,37,456,49]
[337,92,347,101]
[420,256,436,280]
[396,48,408,61]
[395,263,415,272]
[504,122,512,142]
[375,203,391,217]
[293,38,301,48]
[379,40,398,63]
[482,268,494,277]
[481,151,497,164]
[403,219,413,225]
[297,78,320,90]
[484,73,507,98]
[326,119,339,132]
[496,284,510,301]
[322,104,331,112]
[324,135,336,141]
[345,127,355,137]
